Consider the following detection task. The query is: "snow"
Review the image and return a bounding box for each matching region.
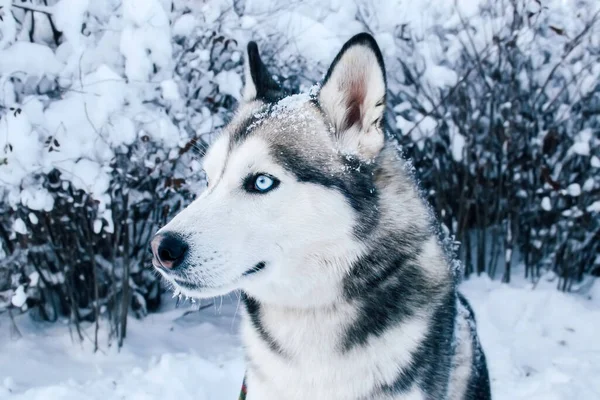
[0,42,63,76]
[53,0,90,50]
[582,178,595,192]
[262,10,347,64]
[28,272,40,287]
[27,213,38,225]
[567,183,581,197]
[541,197,552,211]
[569,129,593,157]
[93,219,103,234]
[12,218,27,235]
[11,285,27,308]
[463,275,600,400]
[240,16,257,30]
[587,201,600,213]
[120,0,172,82]
[160,79,181,101]
[451,131,466,162]
[396,115,438,150]
[0,111,41,187]
[0,0,17,50]
[18,187,54,212]
[0,296,245,400]
[393,102,412,113]
[570,142,590,157]
[1,279,599,399]
[172,14,199,38]
[426,64,458,87]
[215,71,243,100]
[60,159,110,201]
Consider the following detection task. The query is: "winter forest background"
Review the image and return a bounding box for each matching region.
[0,0,599,399]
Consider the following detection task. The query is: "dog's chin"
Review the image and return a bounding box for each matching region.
[173,281,240,299]
[159,262,269,299]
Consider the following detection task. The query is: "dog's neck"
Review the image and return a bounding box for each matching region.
[239,227,449,341]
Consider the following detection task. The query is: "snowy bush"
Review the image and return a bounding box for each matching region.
[0,0,238,346]
[0,0,310,346]
[383,0,600,288]
[0,0,598,345]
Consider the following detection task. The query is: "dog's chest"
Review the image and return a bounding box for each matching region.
[241,304,428,400]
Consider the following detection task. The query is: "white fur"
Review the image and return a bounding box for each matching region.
[244,304,430,399]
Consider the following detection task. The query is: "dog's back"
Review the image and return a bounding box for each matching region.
[455,293,492,400]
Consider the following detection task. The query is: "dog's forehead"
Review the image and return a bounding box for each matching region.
[203,92,338,180]
[226,93,332,153]
[250,94,331,148]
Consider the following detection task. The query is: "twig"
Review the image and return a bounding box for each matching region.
[533,9,600,105]
[8,308,22,339]
[403,64,476,139]
[455,1,494,92]
[400,36,499,140]
[11,2,53,16]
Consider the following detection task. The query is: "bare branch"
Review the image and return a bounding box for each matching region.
[533,9,600,105]
[11,2,53,16]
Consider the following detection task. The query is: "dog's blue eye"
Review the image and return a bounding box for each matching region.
[255,175,273,191]
[245,173,279,193]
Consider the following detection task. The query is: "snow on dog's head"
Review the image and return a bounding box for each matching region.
[151,33,387,307]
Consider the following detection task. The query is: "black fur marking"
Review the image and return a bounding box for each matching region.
[230,111,264,148]
[458,293,492,400]
[457,291,476,323]
[241,292,286,357]
[270,143,380,239]
[465,346,492,400]
[341,230,433,351]
[246,42,285,103]
[375,290,456,397]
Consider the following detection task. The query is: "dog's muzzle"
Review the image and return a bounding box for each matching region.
[150,232,188,270]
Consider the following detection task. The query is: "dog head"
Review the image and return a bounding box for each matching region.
[151,33,387,307]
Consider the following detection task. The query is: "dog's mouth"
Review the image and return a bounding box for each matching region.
[172,277,199,290]
[157,261,268,296]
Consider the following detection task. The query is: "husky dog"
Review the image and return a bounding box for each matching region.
[151,33,491,400]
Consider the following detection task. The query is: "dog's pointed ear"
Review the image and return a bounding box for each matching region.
[318,33,386,158]
[242,41,282,102]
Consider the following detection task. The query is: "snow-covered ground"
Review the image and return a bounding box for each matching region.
[1,275,599,400]
[0,293,245,400]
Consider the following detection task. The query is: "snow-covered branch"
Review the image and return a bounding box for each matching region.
[10,2,53,16]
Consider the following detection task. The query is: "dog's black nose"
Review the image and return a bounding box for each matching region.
[151,232,188,270]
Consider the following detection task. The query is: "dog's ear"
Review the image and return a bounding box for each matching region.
[318,33,386,159]
[242,41,282,102]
